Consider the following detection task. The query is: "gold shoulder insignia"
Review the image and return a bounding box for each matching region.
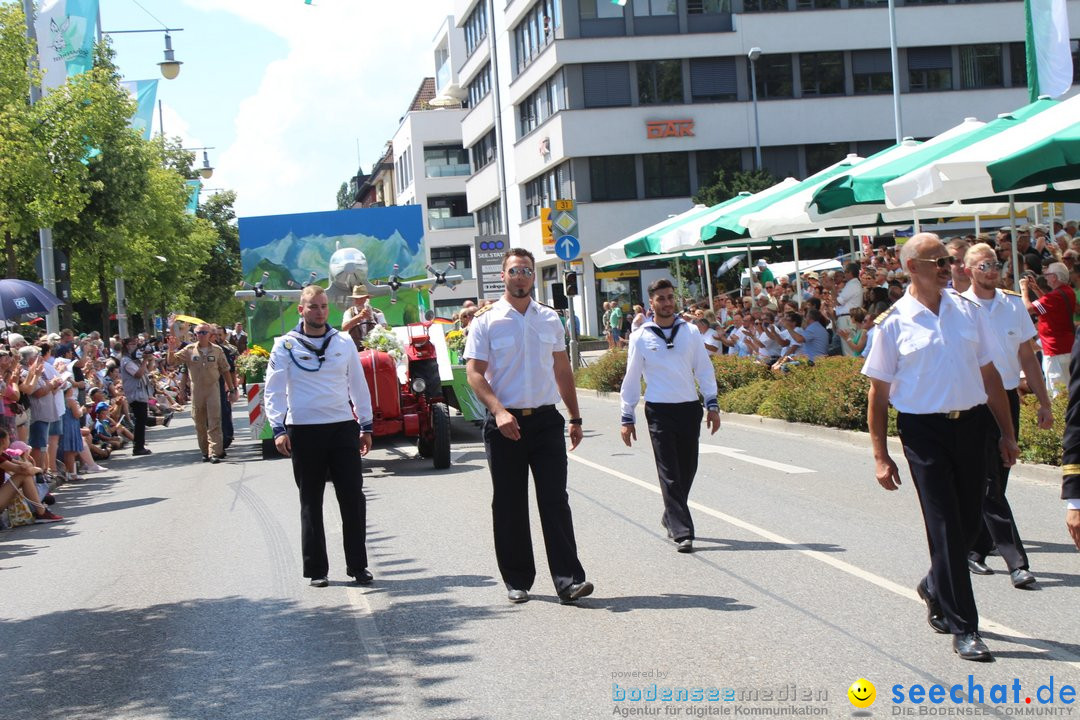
[1001,289,1021,297]
[873,305,896,326]
[474,304,494,317]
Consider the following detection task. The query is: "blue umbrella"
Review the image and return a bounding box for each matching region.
[0,279,63,322]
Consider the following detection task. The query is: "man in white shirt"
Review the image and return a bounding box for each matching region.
[464,248,592,606]
[264,285,375,589]
[620,279,721,553]
[834,263,863,357]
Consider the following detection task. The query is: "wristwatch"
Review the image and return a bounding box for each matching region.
[568,417,583,425]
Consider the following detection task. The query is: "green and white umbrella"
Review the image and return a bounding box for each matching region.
[590,203,705,268]
[987,118,1080,192]
[882,95,1080,207]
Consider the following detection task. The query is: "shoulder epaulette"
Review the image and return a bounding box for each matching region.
[873,305,896,326]
[474,304,494,317]
[537,302,554,311]
[1002,289,1021,297]
[949,290,980,307]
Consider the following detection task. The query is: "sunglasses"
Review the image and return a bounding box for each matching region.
[974,261,1003,273]
[195,331,209,335]
[505,267,534,278]
[911,256,959,269]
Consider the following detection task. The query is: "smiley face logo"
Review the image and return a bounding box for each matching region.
[848,678,876,709]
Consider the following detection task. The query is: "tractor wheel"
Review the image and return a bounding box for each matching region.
[432,402,451,469]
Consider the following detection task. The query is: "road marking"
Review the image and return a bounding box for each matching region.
[346,585,393,669]
[700,444,814,474]
[568,452,1080,668]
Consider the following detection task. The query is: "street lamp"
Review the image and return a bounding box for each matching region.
[748,47,763,172]
[183,147,216,180]
[100,28,185,80]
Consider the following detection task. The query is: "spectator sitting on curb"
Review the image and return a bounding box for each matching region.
[0,430,63,522]
[92,403,126,450]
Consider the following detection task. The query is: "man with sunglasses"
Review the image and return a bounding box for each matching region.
[863,233,1019,662]
[167,324,235,463]
[464,248,593,606]
[962,244,1052,589]
[619,278,720,553]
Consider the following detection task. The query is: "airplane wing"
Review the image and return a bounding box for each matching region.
[363,275,465,296]
[234,289,302,301]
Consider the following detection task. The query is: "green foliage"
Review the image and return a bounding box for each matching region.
[193,189,242,325]
[718,379,774,415]
[692,168,777,208]
[710,354,773,394]
[759,357,871,430]
[337,182,352,210]
[1018,392,1069,466]
[574,349,627,393]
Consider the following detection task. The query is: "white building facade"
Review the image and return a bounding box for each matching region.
[444,0,1080,334]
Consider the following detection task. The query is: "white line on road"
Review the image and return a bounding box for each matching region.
[568,452,1080,669]
[699,444,815,474]
[346,585,394,670]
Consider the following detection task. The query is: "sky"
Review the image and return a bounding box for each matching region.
[101,0,451,220]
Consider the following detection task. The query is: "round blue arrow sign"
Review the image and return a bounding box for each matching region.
[555,235,580,261]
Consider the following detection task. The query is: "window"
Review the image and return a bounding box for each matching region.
[518,71,566,136]
[464,2,488,57]
[805,142,848,175]
[395,148,413,193]
[751,54,794,98]
[960,44,1003,89]
[799,52,844,96]
[431,245,474,279]
[467,64,491,107]
[853,50,892,94]
[633,0,676,15]
[696,149,743,189]
[427,195,473,230]
[637,60,683,104]
[590,155,637,201]
[583,63,632,107]
[475,201,503,236]
[856,139,893,158]
[796,0,838,8]
[908,46,952,91]
[523,162,573,220]
[1073,39,1080,83]
[514,0,561,73]
[690,57,737,102]
[849,0,887,5]
[742,0,788,11]
[424,146,469,178]
[470,130,497,173]
[761,146,799,179]
[643,152,690,198]
[580,0,626,18]
[688,0,730,12]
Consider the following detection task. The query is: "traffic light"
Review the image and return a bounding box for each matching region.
[540,207,553,245]
[564,271,578,296]
[551,282,568,310]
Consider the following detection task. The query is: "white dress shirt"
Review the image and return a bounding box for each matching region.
[862,290,995,414]
[960,288,1036,390]
[264,325,373,434]
[463,298,564,409]
[620,319,719,424]
[836,277,863,315]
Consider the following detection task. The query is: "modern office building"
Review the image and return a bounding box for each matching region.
[445,0,1080,333]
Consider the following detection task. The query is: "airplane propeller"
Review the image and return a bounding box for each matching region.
[425,261,458,288]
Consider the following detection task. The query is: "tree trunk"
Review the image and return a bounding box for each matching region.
[97,255,110,338]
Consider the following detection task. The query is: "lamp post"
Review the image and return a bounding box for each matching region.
[748,47,763,172]
[183,147,216,179]
[100,28,185,80]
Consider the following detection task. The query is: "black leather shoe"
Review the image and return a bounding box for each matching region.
[953,632,993,662]
[132,448,152,456]
[916,578,949,634]
[210,456,221,464]
[676,539,694,553]
[559,581,594,605]
[1010,569,1036,588]
[507,589,529,604]
[202,455,210,462]
[967,557,993,576]
[309,577,329,588]
[351,568,373,586]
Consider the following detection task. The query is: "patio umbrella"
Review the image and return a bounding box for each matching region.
[0,279,63,322]
[883,94,1080,208]
[987,120,1080,192]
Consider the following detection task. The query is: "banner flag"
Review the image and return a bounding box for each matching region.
[1025,0,1072,101]
[185,180,202,214]
[34,0,99,91]
[120,79,159,140]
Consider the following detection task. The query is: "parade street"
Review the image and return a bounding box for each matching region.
[2,393,1078,720]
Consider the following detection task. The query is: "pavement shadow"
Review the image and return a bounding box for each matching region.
[1022,538,1080,555]
[0,597,430,720]
[573,593,754,613]
[979,630,1080,662]
[694,536,846,554]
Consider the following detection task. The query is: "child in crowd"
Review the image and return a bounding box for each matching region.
[0,430,63,522]
[92,403,126,451]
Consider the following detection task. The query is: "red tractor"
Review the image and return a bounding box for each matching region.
[358,321,452,469]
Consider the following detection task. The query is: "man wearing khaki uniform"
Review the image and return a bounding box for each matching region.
[168,324,236,463]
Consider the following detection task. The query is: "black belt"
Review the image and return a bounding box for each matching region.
[505,405,556,417]
[918,407,979,420]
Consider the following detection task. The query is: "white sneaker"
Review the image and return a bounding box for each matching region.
[84,465,108,474]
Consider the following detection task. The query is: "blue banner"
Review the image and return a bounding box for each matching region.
[186,180,202,214]
[35,0,100,90]
[120,79,158,140]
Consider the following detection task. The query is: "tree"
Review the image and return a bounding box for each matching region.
[336,181,352,210]
[193,189,242,325]
[692,168,777,208]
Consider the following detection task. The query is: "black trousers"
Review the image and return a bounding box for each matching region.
[483,408,585,595]
[645,401,704,542]
[897,409,989,634]
[130,400,148,452]
[219,380,233,450]
[288,420,367,579]
[971,389,1028,571]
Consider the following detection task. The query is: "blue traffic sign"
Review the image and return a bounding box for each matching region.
[554,235,580,261]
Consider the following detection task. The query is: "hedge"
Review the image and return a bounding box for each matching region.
[577,350,1066,466]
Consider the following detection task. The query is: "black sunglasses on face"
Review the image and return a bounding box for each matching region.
[911,256,959,269]
[195,331,209,335]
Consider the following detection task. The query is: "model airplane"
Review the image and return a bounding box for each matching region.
[234,246,464,306]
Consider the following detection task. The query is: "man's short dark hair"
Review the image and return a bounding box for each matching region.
[647,278,675,297]
[845,262,860,277]
[501,248,535,270]
[806,297,822,311]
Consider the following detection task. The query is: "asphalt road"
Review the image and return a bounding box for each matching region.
[2,394,1078,720]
